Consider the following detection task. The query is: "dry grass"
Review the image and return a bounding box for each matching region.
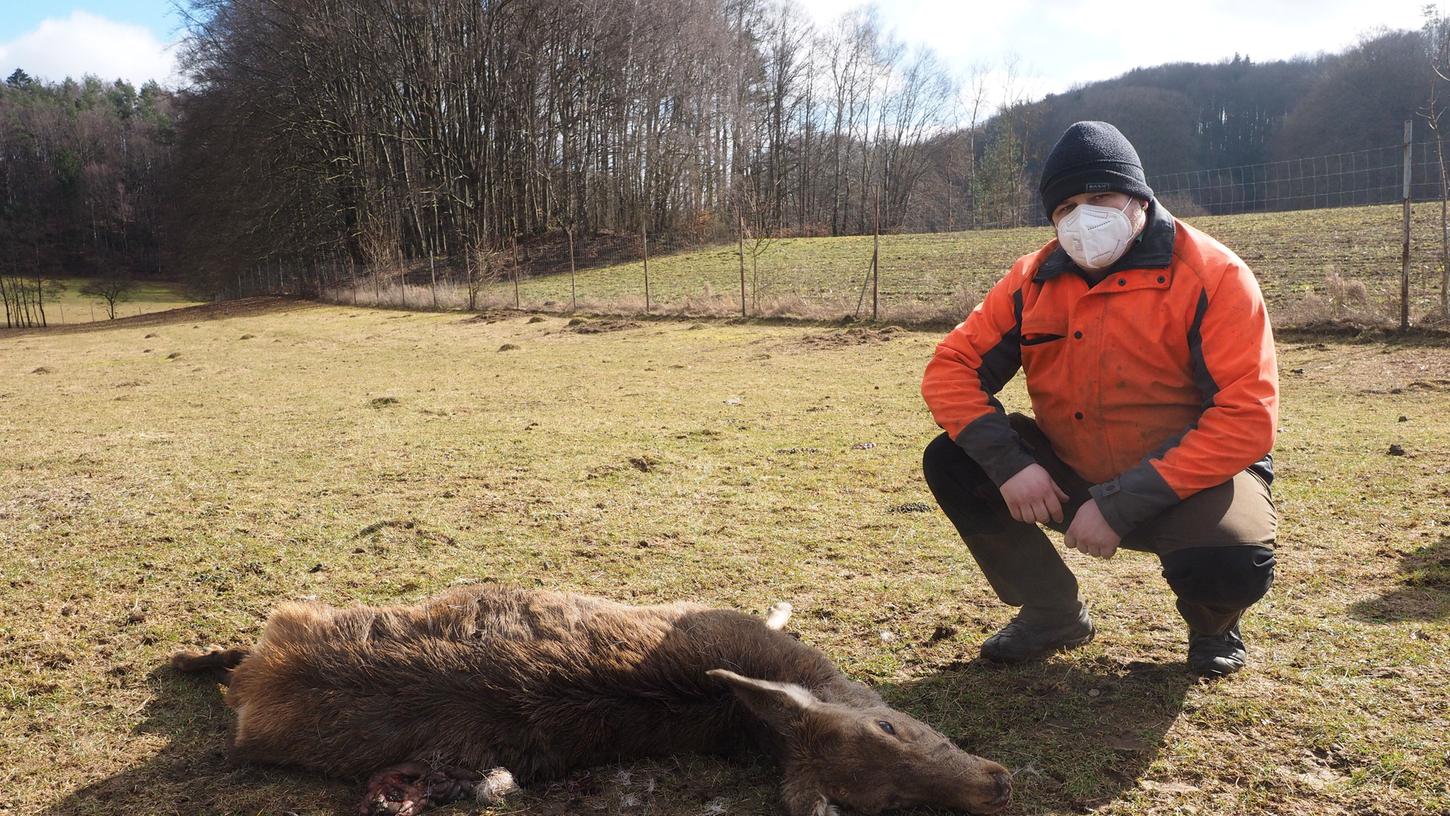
[0,301,1447,816]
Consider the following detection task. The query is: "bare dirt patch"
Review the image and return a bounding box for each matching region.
[564,318,641,334]
[1280,339,1450,393]
[782,325,907,351]
[455,311,514,325]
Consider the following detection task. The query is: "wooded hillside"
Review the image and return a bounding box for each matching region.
[1,1,1446,298]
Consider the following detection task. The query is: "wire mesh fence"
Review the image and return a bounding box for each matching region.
[1153,140,1443,217]
[310,131,1449,329]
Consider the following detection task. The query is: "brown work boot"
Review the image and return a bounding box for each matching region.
[980,604,1094,664]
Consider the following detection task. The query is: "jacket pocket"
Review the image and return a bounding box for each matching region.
[1020,312,1069,346]
[1021,332,1065,346]
[1019,314,1070,376]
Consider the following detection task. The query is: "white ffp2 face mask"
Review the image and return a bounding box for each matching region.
[1055,200,1140,271]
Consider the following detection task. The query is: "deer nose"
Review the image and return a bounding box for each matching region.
[988,771,1012,806]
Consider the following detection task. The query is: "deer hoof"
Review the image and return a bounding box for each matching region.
[360,762,485,816]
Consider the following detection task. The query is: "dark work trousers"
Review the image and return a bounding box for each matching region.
[922,413,1276,636]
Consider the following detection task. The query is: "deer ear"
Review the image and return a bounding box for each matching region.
[708,669,817,726]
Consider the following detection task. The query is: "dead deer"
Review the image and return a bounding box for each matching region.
[173,585,1012,815]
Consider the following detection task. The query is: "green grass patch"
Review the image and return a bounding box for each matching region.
[438,203,1448,325]
[8,278,201,325]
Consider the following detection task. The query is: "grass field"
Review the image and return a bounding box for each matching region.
[3,279,201,327]
[330,202,1450,326]
[1,300,1447,816]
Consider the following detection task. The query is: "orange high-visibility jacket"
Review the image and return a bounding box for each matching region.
[921,202,1278,536]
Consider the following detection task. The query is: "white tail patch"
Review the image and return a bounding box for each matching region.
[475,767,519,804]
[233,702,252,742]
[764,601,793,631]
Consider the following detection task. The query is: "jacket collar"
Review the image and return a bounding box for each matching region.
[1034,198,1176,284]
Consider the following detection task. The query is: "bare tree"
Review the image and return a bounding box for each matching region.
[81,276,134,320]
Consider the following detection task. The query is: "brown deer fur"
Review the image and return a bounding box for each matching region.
[173,585,1012,815]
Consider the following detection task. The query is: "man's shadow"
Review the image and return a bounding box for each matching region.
[1348,534,1450,622]
[879,655,1193,813]
[41,666,352,815]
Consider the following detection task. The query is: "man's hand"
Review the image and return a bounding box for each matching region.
[998,463,1069,525]
[1065,499,1121,558]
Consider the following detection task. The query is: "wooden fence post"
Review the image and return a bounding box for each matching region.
[567,226,577,312]
[871,189,880,322]
[1402,119,1413,332]
[737,208,747,318]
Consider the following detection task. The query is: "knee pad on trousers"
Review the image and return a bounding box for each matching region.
[1160,545,1275,611]
[921,432,962,490]
[922,433,1007,535]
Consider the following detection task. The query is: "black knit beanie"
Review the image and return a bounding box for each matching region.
[1039,121,1153,219]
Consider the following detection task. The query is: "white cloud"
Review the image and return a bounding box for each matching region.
[792,0,1431,107]
[0,11,180,88]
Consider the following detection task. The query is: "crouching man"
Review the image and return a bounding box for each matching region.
[921,121,1278,677]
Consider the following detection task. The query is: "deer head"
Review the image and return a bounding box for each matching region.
[709,669,1012,815]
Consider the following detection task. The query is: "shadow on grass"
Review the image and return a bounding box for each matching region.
[41,664,775,816]
[2,296,323,338]
[1348,535,1450,622]
[881,656,1194,813]
[41,665,352,815]
[42,619,1191,815]
[1275,324,1450,344]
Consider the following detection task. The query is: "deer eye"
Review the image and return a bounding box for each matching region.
[876,720,896,735]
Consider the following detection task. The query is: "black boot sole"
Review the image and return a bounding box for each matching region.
[980,626,1096,664]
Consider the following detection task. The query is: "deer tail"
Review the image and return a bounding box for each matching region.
[764,602,793,631]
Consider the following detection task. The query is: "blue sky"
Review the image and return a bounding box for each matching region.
[0,1,1437,98]
[0,2,181,86]
[0,1,179,41]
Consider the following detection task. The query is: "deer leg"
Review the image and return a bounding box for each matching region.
[359,762,518,816]
[171,646,251,685]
